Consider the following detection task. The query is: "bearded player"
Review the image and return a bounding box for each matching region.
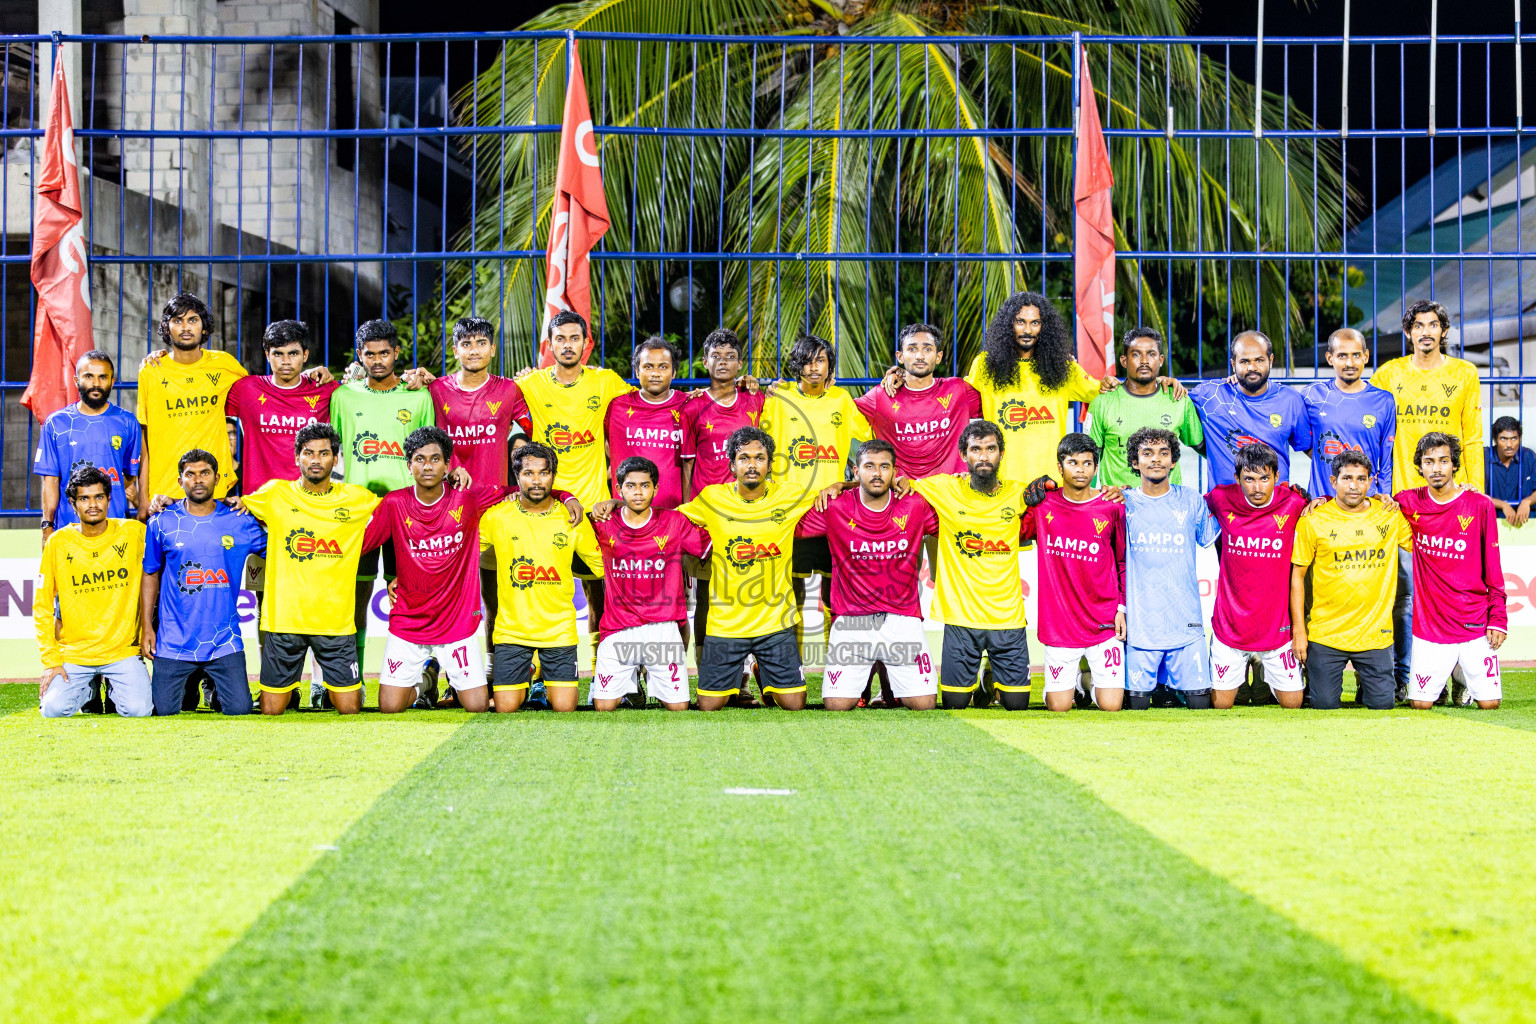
[796,439,939,711]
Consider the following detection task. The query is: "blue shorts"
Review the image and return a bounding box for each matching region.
[1128,641,1209,694]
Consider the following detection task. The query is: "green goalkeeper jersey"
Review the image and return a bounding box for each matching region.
[329,379,436,496]
[1086,386,1204,487]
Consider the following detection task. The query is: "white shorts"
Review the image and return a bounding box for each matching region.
[1408,633,1502,704]
[592,622,690,704]
[823,613,936,700]
[380,632,486,694]
[1209,637,1303,692]
[1042,637,1125,693]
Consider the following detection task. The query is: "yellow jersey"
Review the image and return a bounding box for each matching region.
[135,348,247,499]
[480,498,603,647]
[761,383,871,499]
[677,481,816,639]
[242,479,381,635]
[1370,355,1483,493]
[36,519,145,668]
[964,352,1099,486]
[517,365,634,509]
[910,473,1028,630]
[1292,499,1411,651]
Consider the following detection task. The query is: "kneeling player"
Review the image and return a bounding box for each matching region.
[1121,428,1219,708]
[1205,444,1307,709]
[797,439,938,710]
[1022,434,1127,712]
[1398,432,1506,709]
[910,421,1031,710]
[241,424,380,714]
[365,427,507,713]
[481,442,603,712]
[590,457,710,711]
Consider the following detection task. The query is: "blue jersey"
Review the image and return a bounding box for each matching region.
[1188,380,1313,487]
[1124,485,1219,650]
[1300,380,1396,498]
[33,404,142,526]
[143,502,266,662]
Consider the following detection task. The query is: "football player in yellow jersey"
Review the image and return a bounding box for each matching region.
[480,441,604,713]
[36,467,152,717]
[1290,451,1411,710]
[136,293,248,509]
[239,424,381,715]
[514,311,634,651]
[1369,298,1484,699]
[677,427,820,711]
[909,421,1032,711]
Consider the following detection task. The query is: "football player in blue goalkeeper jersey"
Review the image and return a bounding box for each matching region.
[1122,427,1220,709]
[1300,327,1396,498]
[1188,331,1312,487]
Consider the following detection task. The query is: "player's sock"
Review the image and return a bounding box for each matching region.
[1184,689,1213,710]
[1125,691,1153,710]
[997,688,1031,711]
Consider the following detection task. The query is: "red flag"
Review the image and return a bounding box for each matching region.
[1073,49,1115,380]
[22,56,92,423]
[538,44,609,367]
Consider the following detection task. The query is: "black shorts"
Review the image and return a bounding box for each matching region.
[792,535,832,578]
[572,552,601,582]
[698,628,803,697]
[1306,642,1395,710]
[356,539,397,582]
[940,625,1031,695]
[260,633,361,693]
[151,651,251,716]
[492,642,579,689]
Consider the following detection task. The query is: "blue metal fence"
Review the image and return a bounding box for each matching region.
[0,28,1530,513]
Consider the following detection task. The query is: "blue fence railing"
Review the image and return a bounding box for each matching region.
[0,29,1531,512]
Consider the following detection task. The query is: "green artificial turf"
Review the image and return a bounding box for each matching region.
[150,710,1441,1024]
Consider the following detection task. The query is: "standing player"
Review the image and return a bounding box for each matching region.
[1300,328,1396,498]
[858,323,980,478]
[1397,432,1506,709]
[1372,300,1483,494]
[225,320,339,494]
[795,439,939,711]
[1121,427,1219,709]
[480,442,604,713]
[330,319,437,685]
[515,311,633,649]
[240,424,381,715]
[605,336,689,510]
[35,350,141,545]
[677,427,819,711]
[909,421,1031,710]
[136,293,246,509]
[589,456,712,712]
[1205,443,1309,709]
[363,427,507,714]
[140,449,267,715]
[1189,331,1312,487]
[1087,327,1204,487]
[35,467,151,718]
[1020,434,1127,712]
[1289,451,1410,710]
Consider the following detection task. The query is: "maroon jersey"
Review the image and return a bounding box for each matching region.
[679,387,768,497]
[1397,487,1507,643]
[361,482,509,644]
[605,390,689,509]
[854,376,981,478]
[428,374,528,487]
[1205,482,1308,650]
[795,490,937,618]
[1020,491,1126,648]
[226,376,338,492]
[591,508,711,639]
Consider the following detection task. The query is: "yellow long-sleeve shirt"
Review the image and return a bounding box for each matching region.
[1370,355,1483,493]
[35,519,145,668]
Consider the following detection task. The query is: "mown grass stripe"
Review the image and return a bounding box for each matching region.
[965,689,1536,1024]
[153,710,1441,1024]
[0,707,463,1024]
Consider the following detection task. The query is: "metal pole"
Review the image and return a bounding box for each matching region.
[1428,0,1438,136]
[1254,0,1265,138]
[1517,0,1525,133]
[1341,0,1351,138]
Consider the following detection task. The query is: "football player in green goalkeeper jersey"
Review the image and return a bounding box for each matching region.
[1087,327,1204,487]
